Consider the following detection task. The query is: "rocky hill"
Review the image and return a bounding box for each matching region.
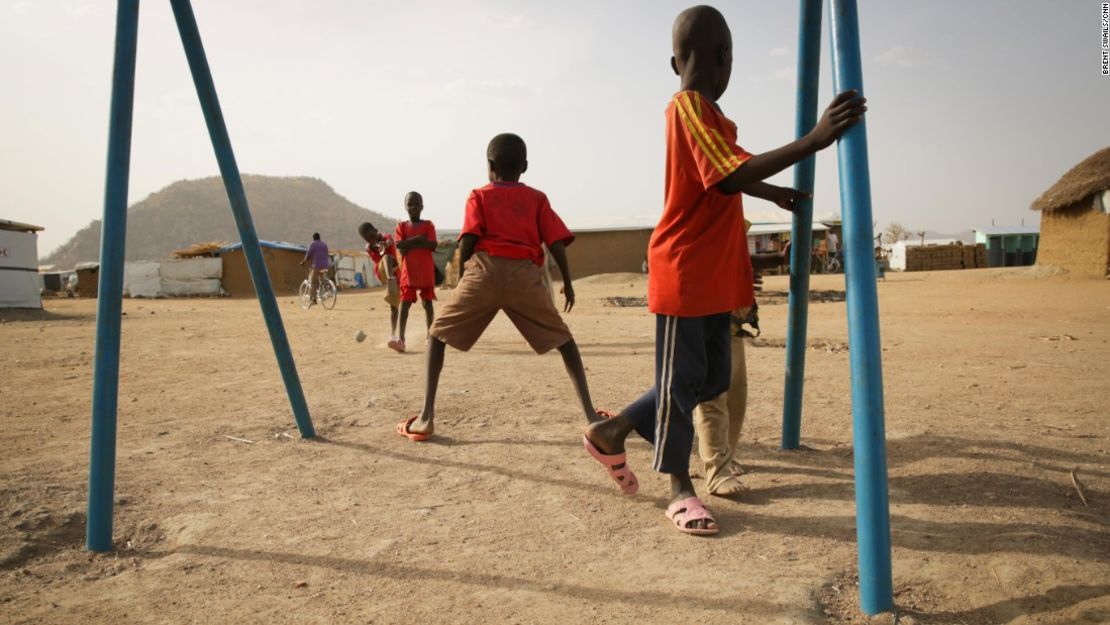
[43,175,400,268]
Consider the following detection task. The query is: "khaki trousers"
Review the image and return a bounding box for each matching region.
[692,335,747,493]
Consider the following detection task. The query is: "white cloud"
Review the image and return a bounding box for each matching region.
[770,46,790,57]
[773,66,794,82]
[875,46,930,68]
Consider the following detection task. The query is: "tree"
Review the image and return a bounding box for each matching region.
[884,222,911,244]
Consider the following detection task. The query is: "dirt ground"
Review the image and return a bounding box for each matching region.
[1,268,1108,625]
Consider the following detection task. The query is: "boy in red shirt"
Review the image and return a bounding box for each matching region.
[393,192,438,352]
[358,221,401,343]
[582,5,866,535]
[395,133,601,442]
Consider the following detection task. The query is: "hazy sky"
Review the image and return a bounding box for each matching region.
[2,0,1106,257]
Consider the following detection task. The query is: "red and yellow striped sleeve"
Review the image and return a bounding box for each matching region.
[670,91,753,189]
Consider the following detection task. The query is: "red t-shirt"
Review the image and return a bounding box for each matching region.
[461,182,574,266]
[395,220,437,288]
[648,91,755,317]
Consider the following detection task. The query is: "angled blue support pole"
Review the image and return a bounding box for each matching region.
[829,0,893,615]
[782,0,823,450]
[87,0,140,553]
[170,0,315,438]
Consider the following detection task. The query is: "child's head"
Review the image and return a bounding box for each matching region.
[358,222,379,244]
[404,192,423,221]
[486,133,528,182]
[670,5,733,100]
[312,232,321,241]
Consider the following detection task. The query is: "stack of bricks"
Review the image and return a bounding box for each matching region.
[905,243,987,272]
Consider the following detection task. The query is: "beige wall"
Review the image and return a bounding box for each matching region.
[553,229,653,280]
[221,248,308,296]
[1036,197,1110,278]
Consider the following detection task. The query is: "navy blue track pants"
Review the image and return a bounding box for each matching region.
[621,313,732,474]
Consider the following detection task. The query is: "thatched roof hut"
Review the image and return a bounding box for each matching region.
[1032,148,1110,212]
[1031,147,1110,277]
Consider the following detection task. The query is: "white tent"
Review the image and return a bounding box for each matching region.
[0,219,43,309]
[122,257,223,298]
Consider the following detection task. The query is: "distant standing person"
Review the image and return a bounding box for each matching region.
[358,222,401,342]
[393,192,438,352]
[299,232,329,305]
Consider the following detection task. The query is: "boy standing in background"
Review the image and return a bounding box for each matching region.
[393,192,437,352]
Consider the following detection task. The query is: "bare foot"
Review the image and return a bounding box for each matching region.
[709,476,746,498]
[406,414,434,436]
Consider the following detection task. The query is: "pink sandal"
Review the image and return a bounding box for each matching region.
[665,497,719,536]
[582,435,638,494]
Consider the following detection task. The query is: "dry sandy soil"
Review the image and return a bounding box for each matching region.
[1,268,1108,625]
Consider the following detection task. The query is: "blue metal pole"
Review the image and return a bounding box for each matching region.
[782,0,823,450]
[87,0,140,552]
[169,0,315,438]
[829,0,893,615]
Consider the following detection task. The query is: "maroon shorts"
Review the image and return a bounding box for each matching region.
[430,252,573,354]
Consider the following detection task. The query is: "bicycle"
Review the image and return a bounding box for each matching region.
[823,253,843,274]
[299,269,338,310]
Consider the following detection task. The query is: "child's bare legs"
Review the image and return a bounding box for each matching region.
[556,339,602,424]
[399,298,434,343]
[408,336,446,435]
[389,305,399,338]
[398,301,412,343]
[422,300,434,336]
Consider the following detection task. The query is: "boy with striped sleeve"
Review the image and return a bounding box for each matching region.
[582,5,866,535]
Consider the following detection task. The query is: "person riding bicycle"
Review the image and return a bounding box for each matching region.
[300,232,330,305]
[825,230,843,272]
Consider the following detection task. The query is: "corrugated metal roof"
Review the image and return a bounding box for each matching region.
[218,240,308,254]
[748,222,828,236]
[974,225,1039,236]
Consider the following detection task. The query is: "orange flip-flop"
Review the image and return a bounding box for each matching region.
[395,416,429,442]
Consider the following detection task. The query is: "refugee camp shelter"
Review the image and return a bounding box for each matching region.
[75,262,100,297]
[747,221,831,253]
[217,240,308,296]
[122,257,223,298]
[973,225,1039,267]
[1031,147,1110,277]
[564,227,653,278]
[0,219,43,308]
[333,251,374,289]
[440,226,655,281]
